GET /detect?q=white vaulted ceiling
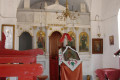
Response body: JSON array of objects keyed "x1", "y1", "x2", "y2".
[{"x1": 18, "y1": 0, "x2": 91, "y2": 12}]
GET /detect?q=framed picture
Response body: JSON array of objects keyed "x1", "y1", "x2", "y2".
[
  {"x1": 2, "y1": 24, "x2": 15, "y2": 49},
  {"x1": 92, "y1": 39, "x2": 103, "y2": 54},
  {"x1": 79, "y1": 32, "x2": 89, "y2": 52},
  {"x1": 109, "y1": 35, "x2": 114, "y2": 45}
]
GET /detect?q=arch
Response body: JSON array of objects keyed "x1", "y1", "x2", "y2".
[
  {"x1": 49, "y1": 30, "x2": 63, "y2": 37},
  {"x1": 19, "y1": 30, "x2": 33, "y2": 37},
  {"x1": 49, "y1": 31, "x2": 62, "y2": 80},
  {"x1": 19, "y1": 32, "x2": 32, "y2": 50}
]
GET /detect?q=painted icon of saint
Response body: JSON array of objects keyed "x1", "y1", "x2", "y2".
[{"x1": 79, "y1": 32, "x2": 89, "y2": 52}]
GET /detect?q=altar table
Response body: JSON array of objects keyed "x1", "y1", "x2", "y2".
[
  {"x1": 95, "y1": 68, "x2": 120, "y2": 80},
  {"x1": 60, "y1": 62, "x2": 82, "y2": 80}
]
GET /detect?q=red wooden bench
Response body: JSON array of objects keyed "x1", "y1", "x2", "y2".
[{"x1": 0, "y1": 32, "x2": 44, "y2": 80}]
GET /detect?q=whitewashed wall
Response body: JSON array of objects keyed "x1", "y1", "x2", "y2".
[
  {"x1": 90, "y1": 0, "x2": 103, "y2": 80},
  {"x1": 102, "y1": 0, "x2": 120, "y2": 68},
  {"x1": 1, "y1": 0, "x2": 120, "y2": 80},
  {"x1": 0, "y1": 0, "x2": 20, "y2": 80}
]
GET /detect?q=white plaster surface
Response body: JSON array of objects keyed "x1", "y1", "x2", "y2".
[
  {"x1": 0, "y1": 0, "x2": 120, "y2": 80},
  {"x1": 102, "y1": 0, "x2": 120, "y2": 68}
]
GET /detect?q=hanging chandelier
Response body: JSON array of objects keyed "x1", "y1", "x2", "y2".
[{"x1": 56, "y1": 0, "x2": 80, "y2": 21}]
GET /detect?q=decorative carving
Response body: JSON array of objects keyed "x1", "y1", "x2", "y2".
[
  {"x1": 45, "y1": 26, "x2": 49, "y2": 30},
  {"x1": 48, "y1": 24, "x2": 65, "y2": 27},
  {"x1": 33, "y1": 26, "x2": 37, "y2": 30},
  {"x1": 20, "y1": 28, "x2": 22, "y2": 30},
  {"x1": 70, "y1": 27, "x2": 73, "y2": 31},
  {"x1": 64, "y1": 26, "x2": 68, "y2": 30},
  {"x1": 50, "y1": 28, "x2": 52, "y2": 30},
  {"x1": 30, "y1": 28, "x2": 32, "y2": 30},
  {"x1": 74, "y1": 27, "x2": 79, "y2": 31},
  {"x1": 61, "y1": 28, "x2": 64, "y2": 31}
]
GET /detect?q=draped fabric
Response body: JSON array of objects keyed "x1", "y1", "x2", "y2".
[
  {"x1": 59, "y1": 33, "x2": 72, "y2": 43},
  {"x1": 60, "y1": 62, "x2": 83, "y2": 80},
  {"x1": 95, "y1": 68, "x2": 120, "y2": 80}
]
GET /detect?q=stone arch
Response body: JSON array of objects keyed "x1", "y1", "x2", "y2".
[
  {"x1": 49, "y1": 30, "x2": 63, "y2": 37},
  {"x1": 19, "y1": 30, "x2": 33, "y2": 37}
]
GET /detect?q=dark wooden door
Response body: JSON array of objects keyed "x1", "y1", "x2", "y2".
[{"x1": 49, "y1": 31, "x2": 62, "y2": 80}]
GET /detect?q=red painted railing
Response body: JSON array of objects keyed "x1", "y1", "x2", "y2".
[{"x1": 0, "y1": 32, "x2": 44, "y2": 80}]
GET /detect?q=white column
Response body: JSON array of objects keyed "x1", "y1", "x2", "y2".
[
  {"x1": 46, "y1": 29, "x2": 49, "y2": 56},
  {"x1": 0, "y1": 0, "x2": 1, "y2": 16},
  {"x1": 76, "y1": 29, "x2": 79, "y2": 52},
  {"x1": 0, "y1": 17, "x2": 1, "y2": 41},
  {"x1": 0, "y1": 0, "x2": 1, "y2": 41},
  {"x1": 24, "y1": 0, "x2": 30, "y2": 9}
]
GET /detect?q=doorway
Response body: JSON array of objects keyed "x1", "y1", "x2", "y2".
[
  {"x1": 19, "y1": 32, "x2": 32, "y2": 50},
  {"x1": 49, "y1": 31, "x2": 62, "y2": 80}
]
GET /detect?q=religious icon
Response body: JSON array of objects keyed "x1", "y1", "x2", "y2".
[
  {"x1": 109, "y1": 35, "x2": 114, "y2": 45},
  {"x1": 64, "y1": 47, "x2": 80, "y2": 61},
  {"x1": 2, "y1": 24, "x2": 15, "y2": 49},
  {"x1": 92, "y1": 39, "x2": 103, "y2": 54},
  {"x1": 36, "y1": 31, "x2": 45, "y2": 51},
  {"x1": 79, "y1": 32, "x2": 89, "y2": 52},
  {"x1": 68, "y1": 31, "x2": 76, "y2": 48}
]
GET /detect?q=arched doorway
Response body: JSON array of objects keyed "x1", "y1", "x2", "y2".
[
  {"x1": 49, "y1": 31, "x2": 62, "y2": 80},
  {"x1": 19, "y1": 32, "x2": 32, "y2": 50}
]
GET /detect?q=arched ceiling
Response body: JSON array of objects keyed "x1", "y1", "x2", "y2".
[{"x1": 18, "y1": 0, "x2": 91, "y2": 12}]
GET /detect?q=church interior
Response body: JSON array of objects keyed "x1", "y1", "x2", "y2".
[{"x1": 0, "y1": 0, "x2": 120, "y2": 80}]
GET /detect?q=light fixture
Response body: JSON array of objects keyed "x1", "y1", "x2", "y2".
[
  {"x1": 95, "y1": 15, "x2": 101, "y2": 37},
  {"x1": 56, "y1": 0, "x2": 80, "y2": 21}
]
